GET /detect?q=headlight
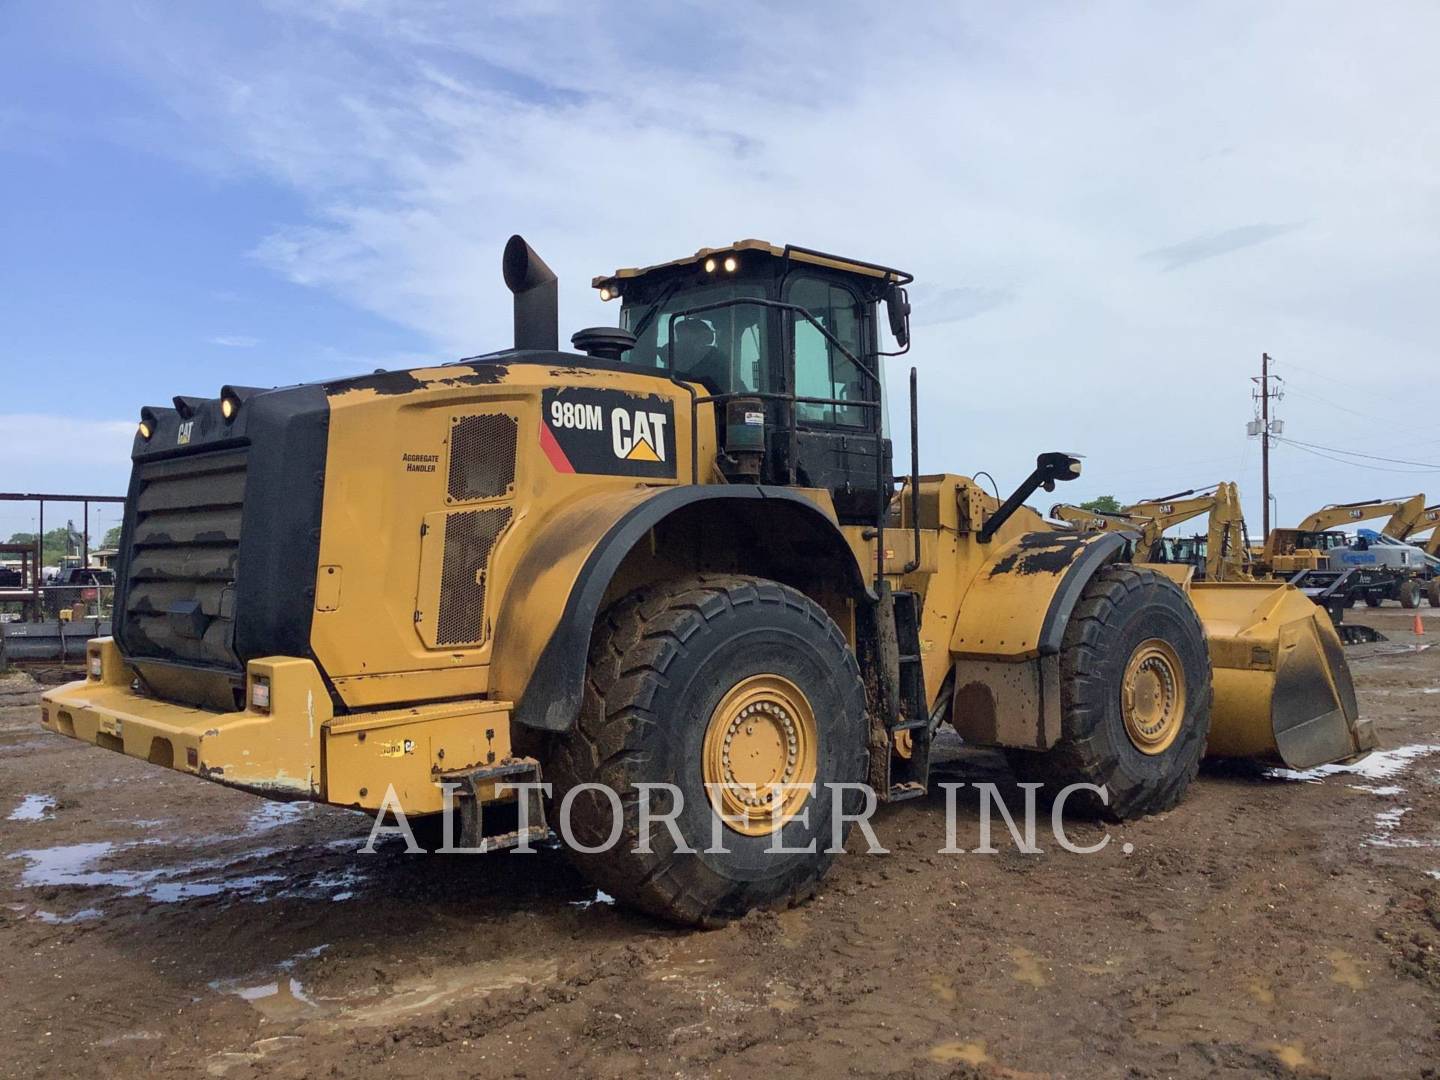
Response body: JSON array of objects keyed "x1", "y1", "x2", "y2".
[
  {"x1": 250, "y1": 676, "x2": 271, "y2": 712},
  {"x1": 88, "y1": 654, "x2": 103, "y2": 679},
  {"x1": 138, "y1": 407, "x2": 160, "y2": 440}
]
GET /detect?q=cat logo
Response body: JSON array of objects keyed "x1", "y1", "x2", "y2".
[
  {"x1": 611, "y1": 408, "x2": 668, "y2": 463},
  {"x1": 177, "y1": 421, "x2": 194, "y2": 445},
  {"x1": 540, "y1": 388, "x2": 676, "y2": 479},
  {"x1": 1348, "y1": 509, "x2": 1364, "y2": 519},
  {"x1": 1158, "y1": 503, "x2": 1175, "y2": 515}
]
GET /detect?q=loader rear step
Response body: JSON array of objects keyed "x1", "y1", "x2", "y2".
[{"x1": 436, "y1": 757, "x2": 549, "y2": 852}]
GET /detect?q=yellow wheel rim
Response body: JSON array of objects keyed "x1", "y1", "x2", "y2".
[
  {"x1": 702, "y1": 674, "x2": 818, "y2": 837},
  {"x1": 1120, "y1": 638, "x2": 1185, "y2": 755}
]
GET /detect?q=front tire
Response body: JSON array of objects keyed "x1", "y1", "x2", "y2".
[
  {"x1": 545, "y1": 574, "x2": 869, "y2": 927},
  {"x1": 1399, "y1": 580, "x2": 1422, "y2": 609},
  {"x1": 1008, "y1": 566, "x2": 1213, "y2": 821}
]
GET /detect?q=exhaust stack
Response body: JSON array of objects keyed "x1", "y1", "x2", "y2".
[{"x1": 503, "y1": 234, "x2": 559, "y2": 351}]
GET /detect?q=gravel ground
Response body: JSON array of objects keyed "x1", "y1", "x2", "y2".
[{"x1": 2, "y1": 606, "x2": 1437, "y2": 1078}]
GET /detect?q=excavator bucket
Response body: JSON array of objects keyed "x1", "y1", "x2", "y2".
[{"x1": 1188, "y1": 581, "x2": 1377, "y2": 769}]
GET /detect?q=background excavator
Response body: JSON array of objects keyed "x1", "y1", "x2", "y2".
[
  {"x1": 1263, "y1": 495, "x2": 1439, "y2": 617},
  {"x1": 1416, "y1": 505, "x2": 1440, "y2": 557},
  {"x1": 1050, "y1": 482, "x2": 1250, "y2": 582},
  {"x1": 39, "y1": 235, "x2": 1374, "y2": 926},
  {"x1": 1258, "y1": 495, "x2": 1427, "y2": 576}
]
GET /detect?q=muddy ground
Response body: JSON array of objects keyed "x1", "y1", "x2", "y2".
[{"x1": 2, "y1": 607, "x2": 1438, "y2": 1079}]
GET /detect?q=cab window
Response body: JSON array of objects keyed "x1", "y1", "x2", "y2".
[
  {"x1": 620, "y1": 283, "x2": 766, "y2": 394},
  {"x1": 784, "y1": 275, "x2": 868, "y2": 427}
]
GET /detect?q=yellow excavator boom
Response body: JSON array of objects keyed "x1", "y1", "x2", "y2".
[
  {"x1": 1123, "y1": 482, "x2": 1250, "y2": 582},
  {"x1": 1295, "y1": 494, "x2": 1426, "y2": 536},
  {"x1": 1406, "y1": 505, "x2": 1440, "y2": 549},
  {"x1": 1053, "y1": 482, "x2": 1252, "y2": 582}
]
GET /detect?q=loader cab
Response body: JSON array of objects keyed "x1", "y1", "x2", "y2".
[{"x1": 595, "y1": 241, "x2": 912, "y2": 524}]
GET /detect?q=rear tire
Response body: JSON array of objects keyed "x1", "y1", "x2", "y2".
[
  {"x1": 1007, "y1": 565, "x2": 1212, "y2": 822},
  {"x1": 1400, "y1": 581, "x2": 1422, "y2": 609},
  {"x1": 545, "y1": 574, "x2": 869, "y2": 927},
  {"x1": 1364, "y1": 594, "x2": 1382, "y2": 608},
  {"x1": 1428, "y1": 580, "x2": 1440, "y2": 608}
]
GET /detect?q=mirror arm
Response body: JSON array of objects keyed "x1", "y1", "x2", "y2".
[{"x1": 978, "y1": 452, "x2": 1082, "y2": 544}]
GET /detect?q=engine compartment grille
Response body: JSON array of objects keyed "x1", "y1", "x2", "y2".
[
  {"x1": 447, "y1": 413, "x2": 518, "y2": 502},
  {"x1": 435, "y1": 506, "x2": 513, "y2": 647}
]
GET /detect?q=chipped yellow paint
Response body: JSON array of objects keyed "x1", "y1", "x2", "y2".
[
  {"x1": 1268, "y1": 1042, "x2": 1313, "y2": 1070},
  {"x1": 928, "y1": 1040, "x2": 990, "y2": 1066},
  {"x1": 1328, "y1": 949, "x2": 1366, "y2": 991},
  {"x1": 1010, "y1": 946, "x2": 1049, "y2": 988}
]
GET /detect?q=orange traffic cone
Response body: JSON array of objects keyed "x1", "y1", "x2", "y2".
[{"x1": 1414, "y1": 613, "x2": 1425, "y2": 636}]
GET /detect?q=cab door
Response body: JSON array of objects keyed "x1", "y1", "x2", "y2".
[{"x1": 781, "y1": 272, "x2": 890, "y2": 524}]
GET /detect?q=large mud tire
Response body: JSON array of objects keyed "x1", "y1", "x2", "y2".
[
  {"x1": 1007, "y1": 566, "x2": 1213, "y2": 822},
  {"x1": 1428, "y1": 580, "x2": 1440, "y2": 608},
  {"x1": 1399, "y1": 580, "x2": 1422, "y2": 609},
  {"x1": 545, "y1": 574, "x2": 868, "y2": 928}
]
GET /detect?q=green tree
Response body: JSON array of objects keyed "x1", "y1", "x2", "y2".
[
  {"x1": 6, "y1": 524, "x2": 91, "y2": 567},
  {"x1": 1080, "y1": 495, "x2": 1123, "y2": 514},
  {"x1": 101, "y1": 525, "x2": 123, "y2": 548}
]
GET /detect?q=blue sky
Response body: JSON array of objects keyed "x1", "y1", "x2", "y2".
[{"x1": 4, "y1": 2, "x2": 1440, "y2": 543}]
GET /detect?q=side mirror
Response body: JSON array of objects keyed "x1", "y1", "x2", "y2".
[
  {"x1": 1035, "y1": 452, "x2": 1083, "y2": 492},
  {"x1": 885, "y1": 283, "x2": 911, "y2": 348}
]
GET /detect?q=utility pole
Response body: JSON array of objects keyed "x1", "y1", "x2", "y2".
[{"x1": 1249, "y1": 353, "x2": 1284, "y2": 537}]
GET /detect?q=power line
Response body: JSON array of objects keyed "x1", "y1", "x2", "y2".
[
  {"x1": 1274, "y1": 436, "x2": 1440, "y2": 470},
  {"x1": 1274, "y1": 439, "x2": 1440, "y2": 474},
  {"x1": 1282, "y1": 383, "x2": 1440, "y2": 448}
]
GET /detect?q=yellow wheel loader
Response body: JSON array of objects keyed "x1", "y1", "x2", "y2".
[
  {"x1": 41, "y1": 237, "x2": 1373, "y2": 926},
  {"x1": 1051, "y1": 482, "x2": 1251, "y2": 582}
]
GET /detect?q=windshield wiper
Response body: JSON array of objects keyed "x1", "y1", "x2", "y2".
[{"x1": 629, "y1": 279, "x2": 682, "y2": 343}]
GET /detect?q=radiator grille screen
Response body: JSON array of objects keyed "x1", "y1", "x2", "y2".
[
  {"x1": 447, "y1": 413, "x2": 517, "y2": 502},
  {"x1": 121, "y1": 448, "x2": 247, "y2": 670},
  {"x1": 435, "y1": 506, "x2": 513, "y2": 646}
]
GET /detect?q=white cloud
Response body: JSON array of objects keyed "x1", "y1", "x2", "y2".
[
  {"x1": 208, "y1": 334, "x2": 259, "y2": 347},
  {"x1": 84, "y1": 1, "x2": 1440, "y2": 526}
]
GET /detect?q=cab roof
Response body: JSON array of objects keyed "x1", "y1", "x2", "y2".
[{"x1": 592, "y1": 240, "x2": 912, "y2": 292}]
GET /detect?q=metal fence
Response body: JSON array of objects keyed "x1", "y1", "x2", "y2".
[{"x1": 0, "y1": 586, "x2": 116, "y2": 665}]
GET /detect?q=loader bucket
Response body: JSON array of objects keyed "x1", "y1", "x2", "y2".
[{"x1": 1188, "y1": 581, "x2": 1376, "y2": 769}]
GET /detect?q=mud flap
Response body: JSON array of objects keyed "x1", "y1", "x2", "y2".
[{"x1": 1192, "y1": 582, "x2": 1376, "y2": 769}]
